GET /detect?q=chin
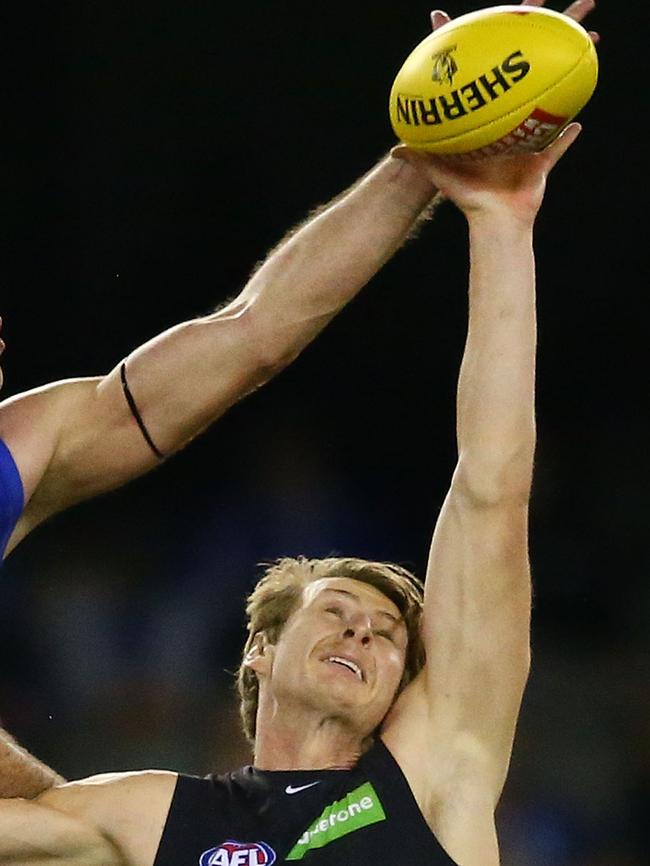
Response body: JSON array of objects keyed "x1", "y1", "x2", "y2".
[{"x1": 321, "y1": 697, "x2": 386, "y2": 738}]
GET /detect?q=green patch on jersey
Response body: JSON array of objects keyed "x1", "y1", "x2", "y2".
[{"x1": 286, "y1": 781, "x2": 386, "y2": 860}]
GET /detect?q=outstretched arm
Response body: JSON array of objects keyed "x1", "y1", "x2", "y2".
[
  {"x1": 380, "y1": 4, "x2": 597, "y2": 862},
  {"x1": 382, "y1": 123, "x2": 584, "y2": 866},
  {"x1": 1, "y1": 155, "x2": 439, "y2": 554}
]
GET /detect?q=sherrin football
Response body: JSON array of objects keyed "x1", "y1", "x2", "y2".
[{"x1": 389, "y1": 5, "x2": 598, "y2": 157}]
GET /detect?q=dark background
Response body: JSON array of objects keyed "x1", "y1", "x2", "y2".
[{"x1": 1, "y1": 2, "x2": 647, "y2": 864}]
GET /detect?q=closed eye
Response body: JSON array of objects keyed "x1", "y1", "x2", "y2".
[
  {"x1": 374, "y1": 629, "x2": 394, "y2": 641},
  {"x1": 325, "y1": 606, "x2": 344, "y2": 617}
]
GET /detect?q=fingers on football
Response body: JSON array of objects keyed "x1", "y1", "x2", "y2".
[
  {"x1": 562, "y1": 0, "x2": 596, "y2": 22},
  {"x1": 545, "y1": 122, "x2": 582, "y2": 169},
  {"x1": 430, "y1": 10, "x2": 452, "y2": 30},
  {"x1": 521, "y1": 0, "x2": 596, "y2": 21}
]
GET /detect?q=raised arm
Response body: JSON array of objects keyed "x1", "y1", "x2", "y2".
[
  {"x1": 381, "y1": 124, "x2": 584, "y2": 866},
  {"x1": 0, "y1": 155, "x2": 439, "y2": 555}
]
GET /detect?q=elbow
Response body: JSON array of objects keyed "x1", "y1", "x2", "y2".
[
  {"x1": 453, "y1": 450, "x2": 534, "y2": 508},
  {"x1": 209, "y1": 298, "x2": 299, "y2": 386},
  {"x1": 231, "y1": 297, "x2": 306, "y2": 379}
]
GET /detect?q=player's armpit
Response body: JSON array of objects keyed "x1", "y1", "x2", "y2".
[{"x1": 0, "y1": 797, "x2": 124, "y2": 865}]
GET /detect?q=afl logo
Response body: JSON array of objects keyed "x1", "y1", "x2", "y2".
[
  {"x1": 199, "y1": 841, "x2": 277, "y2": 866},
  {"x1": 431, "y1": 46, "x2": 458, "y2": 85}
]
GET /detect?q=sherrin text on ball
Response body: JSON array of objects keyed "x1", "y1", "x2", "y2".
[{"x1": 389, "y1": 4, "x2": 598, "y2": 157}]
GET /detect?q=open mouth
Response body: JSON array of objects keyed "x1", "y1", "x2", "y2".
[{"x1": 325, "y1": 656, "x2": 364, "y2": 682}]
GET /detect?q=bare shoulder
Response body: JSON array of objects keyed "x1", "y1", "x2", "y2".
[
  {"x1": 39, "y1": 770, "x2": 178, "y2": 866},
  {"x1": 41, "y1": 768, "x2": 179, "y2": 800},
  {"x1": 0, "y1": 797, "x2": 124, "y2": 866}
]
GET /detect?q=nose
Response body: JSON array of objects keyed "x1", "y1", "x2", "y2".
[{"x1": 342, "y1": 613, "x2": 373, "y2": 646}]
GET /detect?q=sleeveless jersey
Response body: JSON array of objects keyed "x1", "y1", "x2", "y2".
[
  {"x1": 0, "y1": 440, "x2": 23, "y2": 558},
  {"x1": 153, "y1": 738, "x2": 459, "y2": 866}
]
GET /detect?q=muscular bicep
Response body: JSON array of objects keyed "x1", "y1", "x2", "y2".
[
  {"x1": 2, "y1": 312, "x2": 275, "y2": 551},
  {"x1": 0, "y1": 374, "x2": 160, "y2": 549},
  {"x1": 423, "y1": 482, "x2": 531, "y2": 784},
  {"x1": 385, "y1": 479, "x2": 531, "y2": 810},
  {"x1": 0, "y1": 798, "x2": 123, "y2": 866}
]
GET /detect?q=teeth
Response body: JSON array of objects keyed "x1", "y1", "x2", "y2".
[{"x1": 328, "y1": 656, "x2": 362, "y2": 680}]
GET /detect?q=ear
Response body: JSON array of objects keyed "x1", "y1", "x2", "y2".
[{"x1": 242, "y1": 632, "x2": 271, "y2": 675}]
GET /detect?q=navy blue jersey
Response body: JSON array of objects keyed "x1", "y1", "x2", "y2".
[
  {"x1": 0, "y1": 440, "x2": 23, "y2": 558},
  {"x1": 154, "y1": 738, "x2": 458, "y2": 866}
]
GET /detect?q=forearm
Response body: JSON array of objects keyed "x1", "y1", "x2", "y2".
[
  {"x1": 0, "y1": 728, "x2": 64, "y2": 799},
  {"x1": 237, "y1": 154, "x2": 440, "y2": 362},
  {"x1": 121, "y1": 154, "x2": 439, "y2": 452},
  {"x1": 455, "y1": 211, "x2": 537, "y2": 500}
]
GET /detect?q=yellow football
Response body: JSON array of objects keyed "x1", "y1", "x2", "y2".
[{"x1": 389, "y1": 4, "x2": 598, "y2": 157}]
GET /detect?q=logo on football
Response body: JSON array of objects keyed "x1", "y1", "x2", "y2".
[{"x1": 431, "y1": 47, "x2": 458, "y2": 85}]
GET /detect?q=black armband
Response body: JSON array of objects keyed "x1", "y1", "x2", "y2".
[{"x1": 120, "y1": 360, "x2": 165, "y2": 460}]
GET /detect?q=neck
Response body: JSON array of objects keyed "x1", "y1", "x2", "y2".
[{"x1": 252, "y1": 699, "x2": 372, "y2": 771}]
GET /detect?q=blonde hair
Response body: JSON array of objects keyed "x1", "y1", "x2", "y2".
[{"x1": 236, "y1": 556, "x2": 425, "y2": 745}]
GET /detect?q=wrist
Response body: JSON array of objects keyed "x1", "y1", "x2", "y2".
[
  {"x1": 465, "y1": 206, "x2": 536, "y2": 235},
  {"x1": 384, "y1": 151, "x2": 441, "y2": 210}
]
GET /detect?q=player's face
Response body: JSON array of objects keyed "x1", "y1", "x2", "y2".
[{"x1": 265, "y1": 577, "x2": 409, "y2": 735}]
